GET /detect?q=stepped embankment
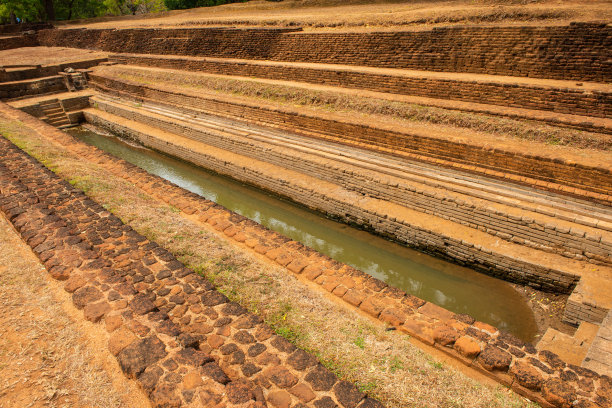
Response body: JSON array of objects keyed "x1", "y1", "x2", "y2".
[
  {"x1": 2, "y1": 15, "x2": 612, "y2": 406},
  {"x1": 90, "y1": 70, "x2": 612, "y2": 204}
]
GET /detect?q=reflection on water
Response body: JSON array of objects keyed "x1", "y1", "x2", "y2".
[{"x1": 69, "y1": 126, "x2": 538, "y2": 342}]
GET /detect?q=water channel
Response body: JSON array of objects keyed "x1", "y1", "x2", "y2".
[{"x1": 69, "y1": 126, "x2": 538, "y2": 342}]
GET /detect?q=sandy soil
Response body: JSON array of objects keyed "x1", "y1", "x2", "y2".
[
  {"x1": 54, "y1": 0, "x2": 612, "y2": 31},
  {"x1": 0, "y1": 212, "x2": 149, "y2": 408},
  {"x1": 0, "y1": 47, "x2": 107, "y2": 67}
]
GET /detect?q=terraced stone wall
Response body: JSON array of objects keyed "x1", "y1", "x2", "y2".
[
  {"x1": 0, "y1": 76, "x2": 66, "y2": 100},
  {"x1": 0, "y1": 23, "x2": 52, "y2": 34},
  {"x1": 0, "y1": 99, "x2": 612, "y2": 408},
  {"x1": 38, "y1": 24, "x2": 612, "y2": 82},
  {"x1": 90, "y1": 96, "x2": 612, "y2": 269},
  {"x1": 2, "y1": 108, "x2": 608, "y2": 407},
  {"x1": 111, "y1": 54, "x2": 612, "y2": 119},
  {"x1": 18, "y1": 94, "x2": 91, "y2": 118},
  {"x1": 85, "y1": 108, "x2": 583, "y2": 296},
  {"x1": 90, "y1": 75, "x2": 612, "y2": 204}
]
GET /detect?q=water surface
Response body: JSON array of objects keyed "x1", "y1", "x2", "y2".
[{"x1": 69, "y1": 126, "x2": 538, "y2": 342}]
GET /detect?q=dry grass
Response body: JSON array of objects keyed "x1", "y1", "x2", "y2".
[
  {"x1": 0, "y1": 215, "x2": 129, "y2": 408},
  {"x1": 0, "y1": 114, "x2": 539, "y2": 407},
  {"x1": 102, "y1": 66, "x2": 612, "y2": 150},
  {"x1": 57, "y1": 0, "x2": 611, "y2": 30}
]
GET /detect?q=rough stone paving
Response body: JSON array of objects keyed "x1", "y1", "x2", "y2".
[{"x1": 0, "y1": 136, "x2": 383, "y2": 408}]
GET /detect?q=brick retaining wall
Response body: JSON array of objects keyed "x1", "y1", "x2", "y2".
[
  {"x1": 90, "y1": 74, "x2": 612, "y2": 203},
  {"x1": 85, "y1": 109, "x2": 582, "y2": 295},
  {"x1": 37, "y1": 24, "x2": 612, "y2": 82},
  {"x1": 0, "y1": 23, "x2": 52, "y2": 34},
  {"x1": 110, "y1": 54, "x2": 612, "y2": 119},
  {"x1": 92, "y1": 96, "x2": 612, "y2": 267},
  {"x1": 0, "y1": 75, "x2": 66, "y2": 100},
  {"x1": 0, "y1": 33, "x2": 38, "y2": 51},
  {"x1": 0, "y1": 58, "x2": 107, "y2": 82}
]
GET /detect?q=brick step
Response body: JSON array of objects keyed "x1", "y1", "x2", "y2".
[
  {"x1": 583, "y1": 310, "x2": 612, "y2": 376},
  {"x1": 46, "y1": 120, "x2": 71, "y2": 127},
  {"x1": 45, "y1": 117, "x2": 70, "y2": 123},
  {"x1": 537, "y1": 322, "x2": 600, "y2": 367},
  {"x1": 45, "y1": 111, "x2": 66, "y2": 119},
  {"x1": 91, "y1": 95, "x2": 612, "y2": 267},
  {"x1": 88, "y1": 74, "x2": 612, "y2": 204},
  {"x1": 109, "y1": 53, "x2": 612, "y2": 120},
  {"x1": 38, "y1": 101, "x2": 61, "y2": 109}
]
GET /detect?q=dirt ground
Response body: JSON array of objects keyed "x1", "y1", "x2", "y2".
[
  {"x1": 0, "y1": 213, "x2": 149, "y2": 408},
  {"x1": 0, "y1": 47, "x2": 107, "y2": 67},
  {"x1": 55, "y1": 0, "x2": 612, "y2": 31},
  {"x1": 511, "y1": 284, "x2": 574, "y2": 338}
]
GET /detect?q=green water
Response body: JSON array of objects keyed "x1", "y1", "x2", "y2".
[{"x1": 69, "y1": 126, "x2": 538, "y2": 342}]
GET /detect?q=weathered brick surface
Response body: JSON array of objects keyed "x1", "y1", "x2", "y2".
[
  {"x1": 0, "y1": 33, "x2": 38, "y2": 51},
  {"x1": 0, "y1": 23, "x2": 51, "y2": 35},
  {"x1": 0, "y1": 76, "x2": 66, "y2": 100},
  {"x1": 83, "y1": 103, "x2": 600, "y2": 298},
  {"x1": 90, "y1": 74, "x2": 612, "y2": 203},
  {"x1": 109, "y1": 53, "x2": 612, "y2": 119},
  {"x1": 36, "y1": 24, "x2": 612, "y2": 82},
  {"x1": 90, "y1": 94, "x2": 612, "y2": 268},
  {"x1": 0, "y1": 136, "x2": 375, "y2": 408},
  {"x1": 0, "y1": 58, "x2": 107, "y2": 84}
]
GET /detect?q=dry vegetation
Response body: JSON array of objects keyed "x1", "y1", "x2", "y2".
[
  {"x1": 0, "y1": 115, "x2": 539, "y2": 407},
  {"x1": 102, "y1": 65, "x2": 612, "y2": 150},
  {"x1": 57, "y1": 0, "x2": 612, "y2": 30},
  {"x1": 0, "y1": 215, "x2": 145, "y2": 408}
]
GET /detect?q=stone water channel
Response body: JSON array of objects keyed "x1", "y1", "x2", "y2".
[{"x1": 69, "y1": 126, "x2": 538, "y2": 342}]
